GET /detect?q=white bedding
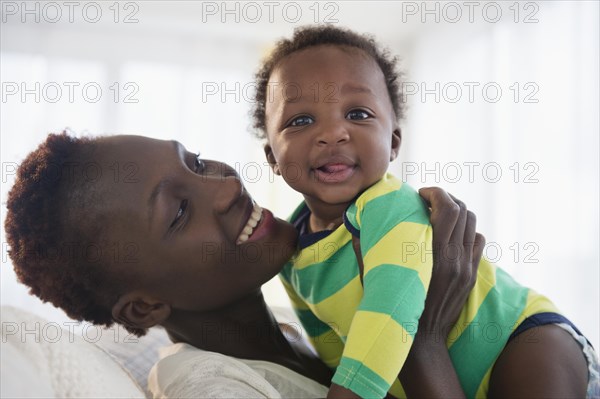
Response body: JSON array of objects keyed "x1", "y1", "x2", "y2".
[
  {"x1": 1, "y1": 306, "x2": 144, "y2": 398},
  {"x1": 1, "y1": 305, "x2": 326, "y2": 398}
]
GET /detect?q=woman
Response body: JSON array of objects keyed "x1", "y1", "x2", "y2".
[{"x1": 5, "y1": 133, "x2": 594, "y2": 397}]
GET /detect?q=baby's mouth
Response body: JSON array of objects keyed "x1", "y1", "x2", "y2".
[
  {"x1": 314, "y1": 163, "x2": 356, "y2": 183},
  {"x1": 318, "y1": 164, "x2": 351, "y2": 173},
  {"x1": 236, "y1": 202, "x2": 263, "y2": 244}
]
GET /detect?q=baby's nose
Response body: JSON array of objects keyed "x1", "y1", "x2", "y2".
[{"x1": 316, "y1": 123, "x2": 350, "y2": 145}]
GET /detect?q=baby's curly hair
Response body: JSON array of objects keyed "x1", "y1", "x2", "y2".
[
  {"x1": 4, "y1": 132, "x2": 142, "y2": 336},
  {"x1": 251, "y1": 24, "x2": 405, "y2": 139}
]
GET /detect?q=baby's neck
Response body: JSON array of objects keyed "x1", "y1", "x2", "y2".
[{"x1": 305, "y1": 199, "x2": 350, "y2": 233}]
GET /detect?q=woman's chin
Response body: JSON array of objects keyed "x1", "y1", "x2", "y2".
[
  {"x1": 274, "y1": 215, "x2": 299, "y2": 258},
  {"x1": 257, "y1": 215, "x2": 298, "y2": 275}
]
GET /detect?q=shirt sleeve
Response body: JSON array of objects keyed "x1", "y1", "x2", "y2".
[
  {"x1": 333, "y1": 179, "x2": 434, "y2": 398},
  {"x1": 279, "y1": 274, "x2": 344, "y2": 371}
]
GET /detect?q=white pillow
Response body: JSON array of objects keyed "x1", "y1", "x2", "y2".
[
  {"x1": 0, "y1": 306, "x2": 145, "y2": 398},
  {"x1": 95, "y1": 324, "x2": 171, "y2": 396}
]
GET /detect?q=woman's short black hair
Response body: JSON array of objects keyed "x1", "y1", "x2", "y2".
[{"x1": 4, "y1": 132, "x2": 143, "y2": 336}]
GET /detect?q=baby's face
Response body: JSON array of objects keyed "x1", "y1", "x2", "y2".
[{"x1": 264, "y1": 45, "x2": 400, "y2": 209}]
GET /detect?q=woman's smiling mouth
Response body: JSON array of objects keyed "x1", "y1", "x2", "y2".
[{"x1": 236, "y1": 202, "x2": 263, "y2": 244}]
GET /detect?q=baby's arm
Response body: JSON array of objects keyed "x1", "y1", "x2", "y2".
[
  {"x1": 330, "y1": 181, "x2": 434, "y2": 398},
  {"x1": 279, "y1": 276, "x2": 344, "y2": 370}
]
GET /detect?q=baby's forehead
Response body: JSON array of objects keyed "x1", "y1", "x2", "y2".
[
  {"x1": 278, "y1": 44, "x2": 377, "y2": 68},
  {"x1": 273, "y1": 45, "x2": 383, "y2": 83}
]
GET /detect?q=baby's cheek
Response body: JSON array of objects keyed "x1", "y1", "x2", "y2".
[{"x1": 281, "y1": 166, "x2": 304, "y2": 187}]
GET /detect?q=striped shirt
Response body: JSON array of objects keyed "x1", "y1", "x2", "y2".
[{"x1": 279, "y1": 173, "x2": 560, "y2": 398}]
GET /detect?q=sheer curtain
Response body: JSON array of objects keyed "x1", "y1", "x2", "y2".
[
  {"x1": 399, "y1": 1, "x2": 599, "y2": 348},
  {"x1": 1, "y1": 1, "x2": 598, "y2": 348}
]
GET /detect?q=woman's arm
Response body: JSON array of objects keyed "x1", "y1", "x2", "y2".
[
  {"x1": 399, "y1": 187, "x2": 485, "y2": 398},
  {"x1": 402, "y1": 188, "x2": 590, "y2": 398}
]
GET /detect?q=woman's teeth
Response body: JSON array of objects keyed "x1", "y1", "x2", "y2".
[{"x1": 237, "y1": 203, "x2": 263, "y2": 244}]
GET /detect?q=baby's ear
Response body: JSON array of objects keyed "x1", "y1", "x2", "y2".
[
  {"x1": 111, "y1": 292, "x2": 171, "y2": 330},
  {"x1": 390, "y1": 127, "x2": 402, "y2": 161},
  {"x1": 263, "y1": 144, "x2": 281, "y2": 175}
]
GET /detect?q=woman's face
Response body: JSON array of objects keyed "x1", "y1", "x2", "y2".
[{"x1": 93, "y1": 135, "x2": 298, "y2": 311}]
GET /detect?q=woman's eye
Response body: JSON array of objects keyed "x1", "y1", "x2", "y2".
[
  {"x1": 194, "y1": 153, "x2": 205, "y2": 173},
  {"x1": 289, "y1": 115, "x2": 314, "y2": 127},
  {"x1": 170, "y1": 199, "x2": 188, "y2": 228},
  {"x1": 346, "y1": 110, "x2": 371, "y2": 120}
]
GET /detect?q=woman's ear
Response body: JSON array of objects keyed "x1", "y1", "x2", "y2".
[
  {"x1": 390, "y1": 127, "x2": 402, "y2": 161},
  {"x1": 263, "y1": 144, "x2": 281, "y2": 175},
  {"x1": 111, "y1": 293, "x2": 171, "y2": 330}
]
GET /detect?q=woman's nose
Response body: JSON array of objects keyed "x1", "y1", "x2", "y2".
[
  {"x1": 212, "y1": 176, "x2": 243, "y2": 214},
  {"x1": 201, "y1": 162, "x2": 243, "y2": 214}
]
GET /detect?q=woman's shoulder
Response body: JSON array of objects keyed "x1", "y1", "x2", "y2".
[{"x1": 148, "y1": 342, "x2": 328, "y2": 398}]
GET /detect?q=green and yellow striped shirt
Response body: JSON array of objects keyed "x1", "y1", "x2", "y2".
[{"x1": 280, "y1": 174, "x2": 559, "y2": 398}]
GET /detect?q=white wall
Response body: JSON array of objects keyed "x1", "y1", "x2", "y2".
[{"x1": 1, "y1": 1, "x2": 598, "y2": 349}]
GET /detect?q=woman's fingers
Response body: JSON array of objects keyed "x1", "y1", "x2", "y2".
[
  {"x1": 418, "y1": 187, "x2": 459, "y2": 244},
  {"x1": 473, "y1": 232, "x2": 486, "y2": 269},
  {"x1": 447, "y1": 193, "x2": 468, "y2": 248},
  {"x1": 417, "y1": 187, "x2": 488, "y2": 344},
  {"x1": 421, "y1": 186, "x2": 485, "y2": 276},
  {"x1": 463, "y1": 210, "x2": 477, "y2": 264}
]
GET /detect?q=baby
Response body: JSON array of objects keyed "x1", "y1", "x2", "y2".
[{"x1": 251, "y1": 25, "x2": 597, "y2": 398}]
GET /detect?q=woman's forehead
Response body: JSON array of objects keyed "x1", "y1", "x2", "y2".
[{"x1": 99, "y1": 135, "x2": 173, "y2": 151}]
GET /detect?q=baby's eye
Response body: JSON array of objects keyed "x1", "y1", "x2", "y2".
[
  {"x1": 346, "y1": 109, "x2": 371, "y2": 120},
  {"x1": 289, "y1": 115, "x2": 314, "y2": 127},
  {"x1": 194, "y1": 153, "x2": 205, "y2": 173}
]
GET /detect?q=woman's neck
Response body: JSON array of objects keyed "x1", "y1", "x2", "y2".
[{"x1": 162, "y1": 290, "x2": 332, "y2": 386}]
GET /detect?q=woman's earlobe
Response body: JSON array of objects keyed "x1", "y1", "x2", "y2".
[{"x1": 111, "y1": 293, "x2": 171, "y2": 330}]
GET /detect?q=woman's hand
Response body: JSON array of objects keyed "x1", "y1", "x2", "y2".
[
  {"x1": 416, "y1": 187, "x2": 485, "y2": 341},
  {"x1": 399, "y1": 187, "x2": 485, "y2": 398}
]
